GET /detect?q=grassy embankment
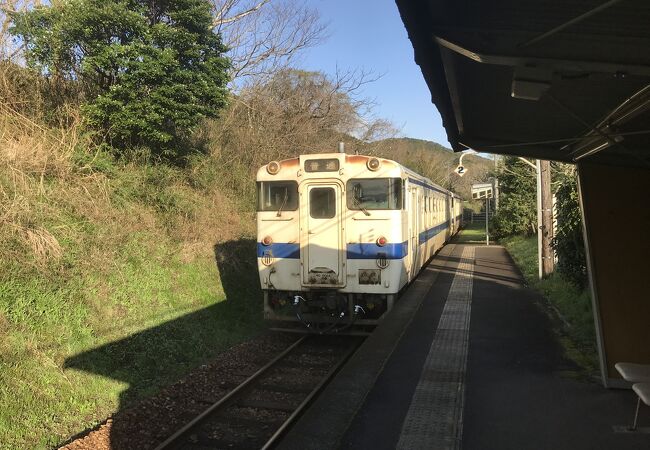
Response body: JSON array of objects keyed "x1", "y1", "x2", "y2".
[
  {"x1": 499, "y1": 235, "x2": 598, "y2": 372},
  {"x1": 0, "y1": 106, "x2": 264, "y2": 448}
]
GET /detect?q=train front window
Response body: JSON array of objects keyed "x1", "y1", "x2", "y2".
[
  {"x1": 257, "y1": 181, "x2": 298, "y2": 212},
  {"x1": 310, "y1": 187, "x2": 336, "y2": 219},
  {"x1": 346, "y1": 178, "x2": 403, "y2": 210}
]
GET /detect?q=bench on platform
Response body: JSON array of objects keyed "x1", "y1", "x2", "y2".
[
  {"x1": 631, "y1": 383, "x2": 650, "y2": 431},
  {"x1": 615, "y1": 362, "x2": 650, "y2": 431},
  {"x1": 615, "y1": 363, "x2": 650, "y2": 384}
]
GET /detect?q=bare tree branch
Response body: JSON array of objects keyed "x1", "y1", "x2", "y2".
[
  {"x1": 1, "y1": 0, "x2": 42, "y2": 60},
  {"x1": 203, "y1": 68, "x2": 394, "y2": 182},
  {"x1": 213, "y1": 0, "x2": 270, "y2": 26},
  {"x1": 210, "y1": 0, "x2": 327, "y2": 83}
]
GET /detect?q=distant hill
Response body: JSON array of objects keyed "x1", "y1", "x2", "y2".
[
  {"x1": 377, "y1": 137, "x2": 452, "y2": 155},
  {"x1": 364, "y1": 137, "x2": 494, "y2": 200}
]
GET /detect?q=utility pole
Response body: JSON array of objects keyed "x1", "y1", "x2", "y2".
[
  {"x1": 540, "y1": 160, "x2": 554, "y2": 277},
  {"x1": 485, "y1": 175, "x2": 499, "y2": 212},
  {"x1": 536, "y1": 160, "x2": 554, "y2": 278},
  {"x1": 485, "y1": 197, "x2": 490, "y2": 246}
]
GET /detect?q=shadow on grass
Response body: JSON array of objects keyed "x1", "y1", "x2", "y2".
[
  {"x1": 63, "y1": 238, "x2": 264, "y2": 449},
  {"x1": 214, "y1": 238, "x2": 259, "y2": 304}
]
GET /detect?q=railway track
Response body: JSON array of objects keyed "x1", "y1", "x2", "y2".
[{"x1": 154, "y1": 335, "x2": 363, "y2": 450}]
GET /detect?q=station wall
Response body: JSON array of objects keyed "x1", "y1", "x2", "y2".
[{"x1": 578, "y1": 162, "x2": 650, "y2": 386}]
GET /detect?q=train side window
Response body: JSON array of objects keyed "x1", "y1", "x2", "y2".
[
  {"x1": 346, "y1": 178, "x2": 403, "y2": 210},
  {"x1": 310, "y1": 187, "x2": 336, "y2": 219}
]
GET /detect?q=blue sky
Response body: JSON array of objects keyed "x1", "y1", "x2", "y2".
[{"x1": 298, "y1": 0, "x2": 449, "y2": 147}]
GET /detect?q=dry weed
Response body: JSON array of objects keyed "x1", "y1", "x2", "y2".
[
  {"x1": 176, "y1": 188, "x2": 252, "y2": 262},
  {"x1": 0, "y1": 101, "x2": 79, "y2": 178},
  {"x1": 0, "y1": 310, "x2": 9, "y2": 334},
  {"x1": 1, "y1": 222, "x2": 63, "y2": 261},
  {"x1": 0, "y1": 67, "x2": 100, "y2": 264},
  {"x1": 53, "y1": 172, "x2": 112, "y2": 222},
  {"x1": 23, "y1": 225, "x2": 63, "y2": 260},
  {"x1": 0, "y1": 180, "x2": 30, "y2": 222}
]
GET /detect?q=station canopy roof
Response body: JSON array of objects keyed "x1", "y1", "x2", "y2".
[{"x1": 395, "y1": 0, "x2": 650, "y2": 167}]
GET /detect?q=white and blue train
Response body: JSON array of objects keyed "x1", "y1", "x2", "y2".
[{"x1": 257, "y1": 152, "x2": 462, "y2": 328}]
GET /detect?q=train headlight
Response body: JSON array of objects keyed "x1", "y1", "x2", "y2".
[
  {"x1": 367, "y1": 158, "x2": 381, "y2": 171},
  {"x1": 267, "y1": 161, "x2": 280, "y2": 175},
  {"x1": 376, "y1": 236, "x2": 387, "y2": 247},
  {"x1": 262, "y1": 236, "x2": 273, "y2": 246}
]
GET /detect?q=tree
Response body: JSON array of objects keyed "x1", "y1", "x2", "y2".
[
  {"x1": 210, "y1": 68, "x2": 363, "y2": 169},
  {"x1": 1, "y1": 0, "x2": 43, "y2": 60},
  {"x1": 492, "y1": 156, "x2": 537, "y2": 238},
  {"x1": 552, "y1": 164, "x2": 587, "y2": 287},
  {"x1": 12, "y1": 0, "x2": 230, "y2": 156},
  {"x1": 200, "y1": 68, "x2": 393, "y2": 198},
  {"x1": 210, "y1": 0, "x2": 326, "y2": 82}
]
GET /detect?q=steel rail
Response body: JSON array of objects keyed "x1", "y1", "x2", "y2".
[
  {"x1": 260, "y1": 339, "x2": 361, "y2": 449},
  {"x1": 154, "y1": 335, "x2": 308, "y2": 450}
]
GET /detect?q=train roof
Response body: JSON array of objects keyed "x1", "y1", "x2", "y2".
[{"x1": 257, "y1": 153, "x2": 463, "y2": 200}]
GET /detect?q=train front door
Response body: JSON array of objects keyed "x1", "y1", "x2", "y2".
[{"x1": 302, "y1": 183, "x2": 344, "y2": 286}]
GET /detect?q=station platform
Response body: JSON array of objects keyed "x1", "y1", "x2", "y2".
[{"x1": 277, "y1": 242, "x2": 650, "y2": 450}]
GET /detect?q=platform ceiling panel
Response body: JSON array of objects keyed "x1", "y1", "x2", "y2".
[{"x1": 396, "y1": 0, "x2": 650, "y2": 167}]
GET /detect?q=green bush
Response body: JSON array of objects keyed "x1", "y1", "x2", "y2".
[
  {"x1": 492, "y1": 157, "x2": 537, "y2": 238},
  {"x1": 552, "y1": 166, "x2": 588, "y2": 288},
  {"x1": 12, "y1": 0, "x2": 230, "y2": 157}
]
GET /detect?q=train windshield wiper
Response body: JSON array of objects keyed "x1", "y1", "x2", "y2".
[
  {"x1": 276, "y1": 189, "x2": 289, "y2": 217},
  {"x1": 353, "y1": 187, "x2": 370, "y2": 216}
]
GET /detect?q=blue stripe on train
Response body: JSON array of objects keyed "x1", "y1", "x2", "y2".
[
  {"x1": 257, "y1": 220, "x2": 450, "y2": 260},
  {"x1": 418, "y1": 220, "x2": 450, "y2": 245},
  {"x1": 257, "y1": 242, "x2": 409, "y2": 260},
  {"x1": 346, "y1": 241, "x2": 409, "y2": 259},
  {"x1": 257, "y1": 242, "x2": 300, "y2": 259}
]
